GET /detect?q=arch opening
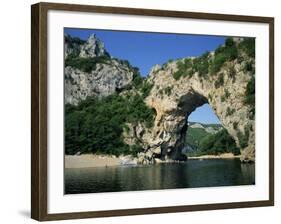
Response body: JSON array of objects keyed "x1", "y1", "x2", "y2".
[{"x1": 180, "y1": 103, "x2": 240, "y2": 159}]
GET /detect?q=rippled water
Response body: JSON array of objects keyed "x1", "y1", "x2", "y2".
[{"x1": 65, "y1": 159, "x2": 255, "y2": 194}]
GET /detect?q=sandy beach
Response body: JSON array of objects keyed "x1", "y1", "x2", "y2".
[
  {"x1": 188, "y1": 153, "x2": 240, "y2": 160},
  {"x1": 65, "y1": 153, "x2": 241, "y2": 168},
  {"x1": 65, "y1": 154, "x2": 122, "y2": 168}
]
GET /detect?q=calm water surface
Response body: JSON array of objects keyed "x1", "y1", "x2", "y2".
[{"x1": 65, "y1": 159, "x2": 255, "y2": 194}]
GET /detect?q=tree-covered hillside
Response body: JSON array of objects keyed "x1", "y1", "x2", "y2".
[
  {"x1": 185, "y1": 127, "x2": 212, "y2": 149},
  {"x1": 65, "y1": 76, "x2": 155, "y2": 156},
  {"x1": 185, "y1": 125, "x2": 240, "y2": 156}
]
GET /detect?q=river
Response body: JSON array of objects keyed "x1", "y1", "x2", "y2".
[{"x1": 65, "y1": 159, "x2": 255, "y2": 194}]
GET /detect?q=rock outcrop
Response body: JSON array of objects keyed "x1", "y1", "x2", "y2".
[
  {"x1": 65, "y1": 34, "x2": 109, "y2": 59},
  {"x1": 64, "y1": 34, "x2": 135, "y2": 105},
  {"x1": 65, "y1": 34, "x2": 255, "y2": 163},
  {"x1": 79, "y1": 34, "x2": 109, "y2": 58}
]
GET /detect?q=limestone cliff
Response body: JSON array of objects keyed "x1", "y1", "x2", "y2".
[
  {"x1": 65, "y1": 33, "x2": 109, "y2": 59},
  {"x1": 64, "y1": 34, "x2": 135, "y2": 105}
]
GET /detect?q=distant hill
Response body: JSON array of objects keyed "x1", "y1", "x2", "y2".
[
  {"x1": 184, "y1": 122, "x2": 239, "y2": 156},
  {"x1": 185, "y1": 122, "x2": 222, "y2": 151},
  {"x1": 188, "y1": 121, "x2": 222, "y2": 133}
]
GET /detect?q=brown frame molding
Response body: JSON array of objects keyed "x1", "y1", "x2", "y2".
[{"x1": 31, "y1": 2, "x2": 274, "y2": 221}]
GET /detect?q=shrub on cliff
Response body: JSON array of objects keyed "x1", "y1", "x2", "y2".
[
  {"x1": 210, "y1": 38, "x2": 238, "y2": 74},
  {"x1": 65, "y1": 55, "x2": 110, "y2": 73},
  {"x1": 172, "y1": 37, "x2": 244, "y2": 80},
  {"x1": 238, "y1": 38, "x2": 255, "y2": 58},
  {"x1": 244, "y1": 75, "x2": 255, "y2": 118},
  {"x1": 173, "y1": 58, "x2": 193, "y2": 80},
  {"x1": 193, "y1": 51, "x2": 210, "y2": 77}
]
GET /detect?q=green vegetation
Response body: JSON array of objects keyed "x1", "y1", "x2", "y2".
[
  {"x1": 65, "y1": 93, "x2": 155, "y2": 156},
  {"x1": 66, "y1": 36, "x2": 86, "y2": 45},
  {"x1": 131, "y1": 71, "x2": 143, "y2": 88},
  {"x1": 130, "y1": 144, "x2": 143, "y2": 157},
  {"x1": 215, "y1": 73, "x2": 224, "y2": 88},
  {"x1": 244, "y1": 76, "x2": 255, "y2": 115},
  {"x1": 186, "y1": 128, "x2": 240, "y2": 156},
  {"x1": 208, "y1": 93, "x2": 213, "y2": 102},
  {"x1": 238, "y1": 38, "x2": 255, "y2": 58},
  {"x1": 65, "y1": 56, "x2": 111, "y2": 73},
  {"x1": 116, "y1": 64, "x2": 153, "y2": 98},
  {"x1": 237, "y1": 130, "x2": 248, "y2": 148},
  {"x1": 185, "y1": 123, "x2": 239, "y2": 156},
  {"x1": 172, "y1": 51, "x2": 210, "y2": 80},
  {"x1": 65, "y1": 35, "x2": 86, "y2": 58},
  {"x1": 172, "y1": 71, "x2": 182, "y2": 80},
  {"x1": 239, "y1": 40, "x2": 255, "y2": 116},
  {"x1": 210, "y1": 54, "x2": 226, "y2": 74},
  {"x1": 193, "y1": 52, "x2": 210, "y2": 77},
  {"x1": 226, "y1": 107, "x2": 235, "y2": 116},
  {"x1": 236, "y1": 38, "x2": 255, "y2": 116},
  {"x1": 140, "y1": 80, "x2": 154, "y2": 98},
  {"x1": 224, "y1": 89, "x2": 230, "y2": 98},
  {"x1": 233, "y1": 122, "x2": 238, "y2": 130},
  {"x1": 170, "y1": 37, "x2": 255, "y2": 81},
  {"x1": 163, "y1": 86, "x2": 173, "y2": 96},
  {"x1": 168, "y1": 59, "x2": 173, "y2": 63},
  {"x1": 185, "y1": 127, "x2": 212, "y2": 149},
  {"x1": 221, "y1": 89, "x2": 231, "y2": 103},
  {"x1": 228, "y1": 65, "x2": 236, "y2": 82},
  {"x1": 210, "y1": 38, "x2": 238, "y2": 74},
  {"x1": 161, "y1": 62, "x2": 169, "y2": 70},
  {"x1": 64, "y1": 54, "x2": 155, "y2": 156},
  {"x1": 158, "y1": 86, "x2": 173, "y2": 97},
  {"x1": 173, "y1": 58, "x2": 193, "y2": 80},
  {"x1": 244, "y1": 61, "x2": 254, "y2": 73},
  {"x1": 237, "y1": 123, "x2": 252, "y2": 149},
  {"x1": 198, "y1": 129, "x2": 240, "y2": 155}
]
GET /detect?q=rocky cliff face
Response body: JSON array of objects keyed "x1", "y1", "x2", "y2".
[
  {"x1": 64, "y1": 34, "x2": 135, "y2": 105},
  {"x1": 65, "y1": 34, "x2": 255, "y2": 163},
  {"x1": 65, "y1": 34, "x2": 109, "y2": 59},
  {"x1": 123, "y1": 38, "x2": 255, "y2": 163},
  {"x1": 79, "y1": 34, "x2": 109, "y2": 58}
]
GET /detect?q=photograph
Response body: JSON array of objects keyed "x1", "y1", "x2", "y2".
[{"x1": 64, "y1": 28, "x2": 255, "y2": 194}]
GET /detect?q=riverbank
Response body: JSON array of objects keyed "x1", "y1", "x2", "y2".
[
  {"x1": 188, "y1": 153, "x2": 240, "y2": 160},
  {"x1": 65, "y1": 152, "x2": 241, "y2": 168},
  {"x1": 65, "y1": 154, "x2": 122, "y2": 168}
]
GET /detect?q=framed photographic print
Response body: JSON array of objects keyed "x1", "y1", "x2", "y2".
[{"x1": 31, "y1": 2, "x2": 274, "y2": 221}]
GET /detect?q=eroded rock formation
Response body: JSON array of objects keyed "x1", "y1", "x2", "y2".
[
  {"x1": 145, "y1": 61, "x2": 253, "y2": 162},
  {"x1": 123, "y1": 40, "x2": 255, "y2": 163},
  {"x1": 65, "y1": 34, "x2": 255, "y2": 163}
]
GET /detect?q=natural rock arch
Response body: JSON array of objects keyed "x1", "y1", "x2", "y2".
[{"x1": 124, "y1": 52, "x2": 255, "y2": 163}]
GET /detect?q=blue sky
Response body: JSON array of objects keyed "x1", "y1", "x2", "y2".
[
  {"x1": 65, "y1": 28, "x2": 224, "y2": 124},
  {"x1": 189, "y1": 104, "x2": 220, "y2": 124}
]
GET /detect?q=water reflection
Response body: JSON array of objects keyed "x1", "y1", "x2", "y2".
[{"x1": 65, "y1": 159, "x2": 255, "y2": 194}]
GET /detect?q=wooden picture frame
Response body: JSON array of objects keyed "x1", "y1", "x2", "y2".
[{"x1": 31, "y1": 2, "x2": 274, "y2": 221}]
